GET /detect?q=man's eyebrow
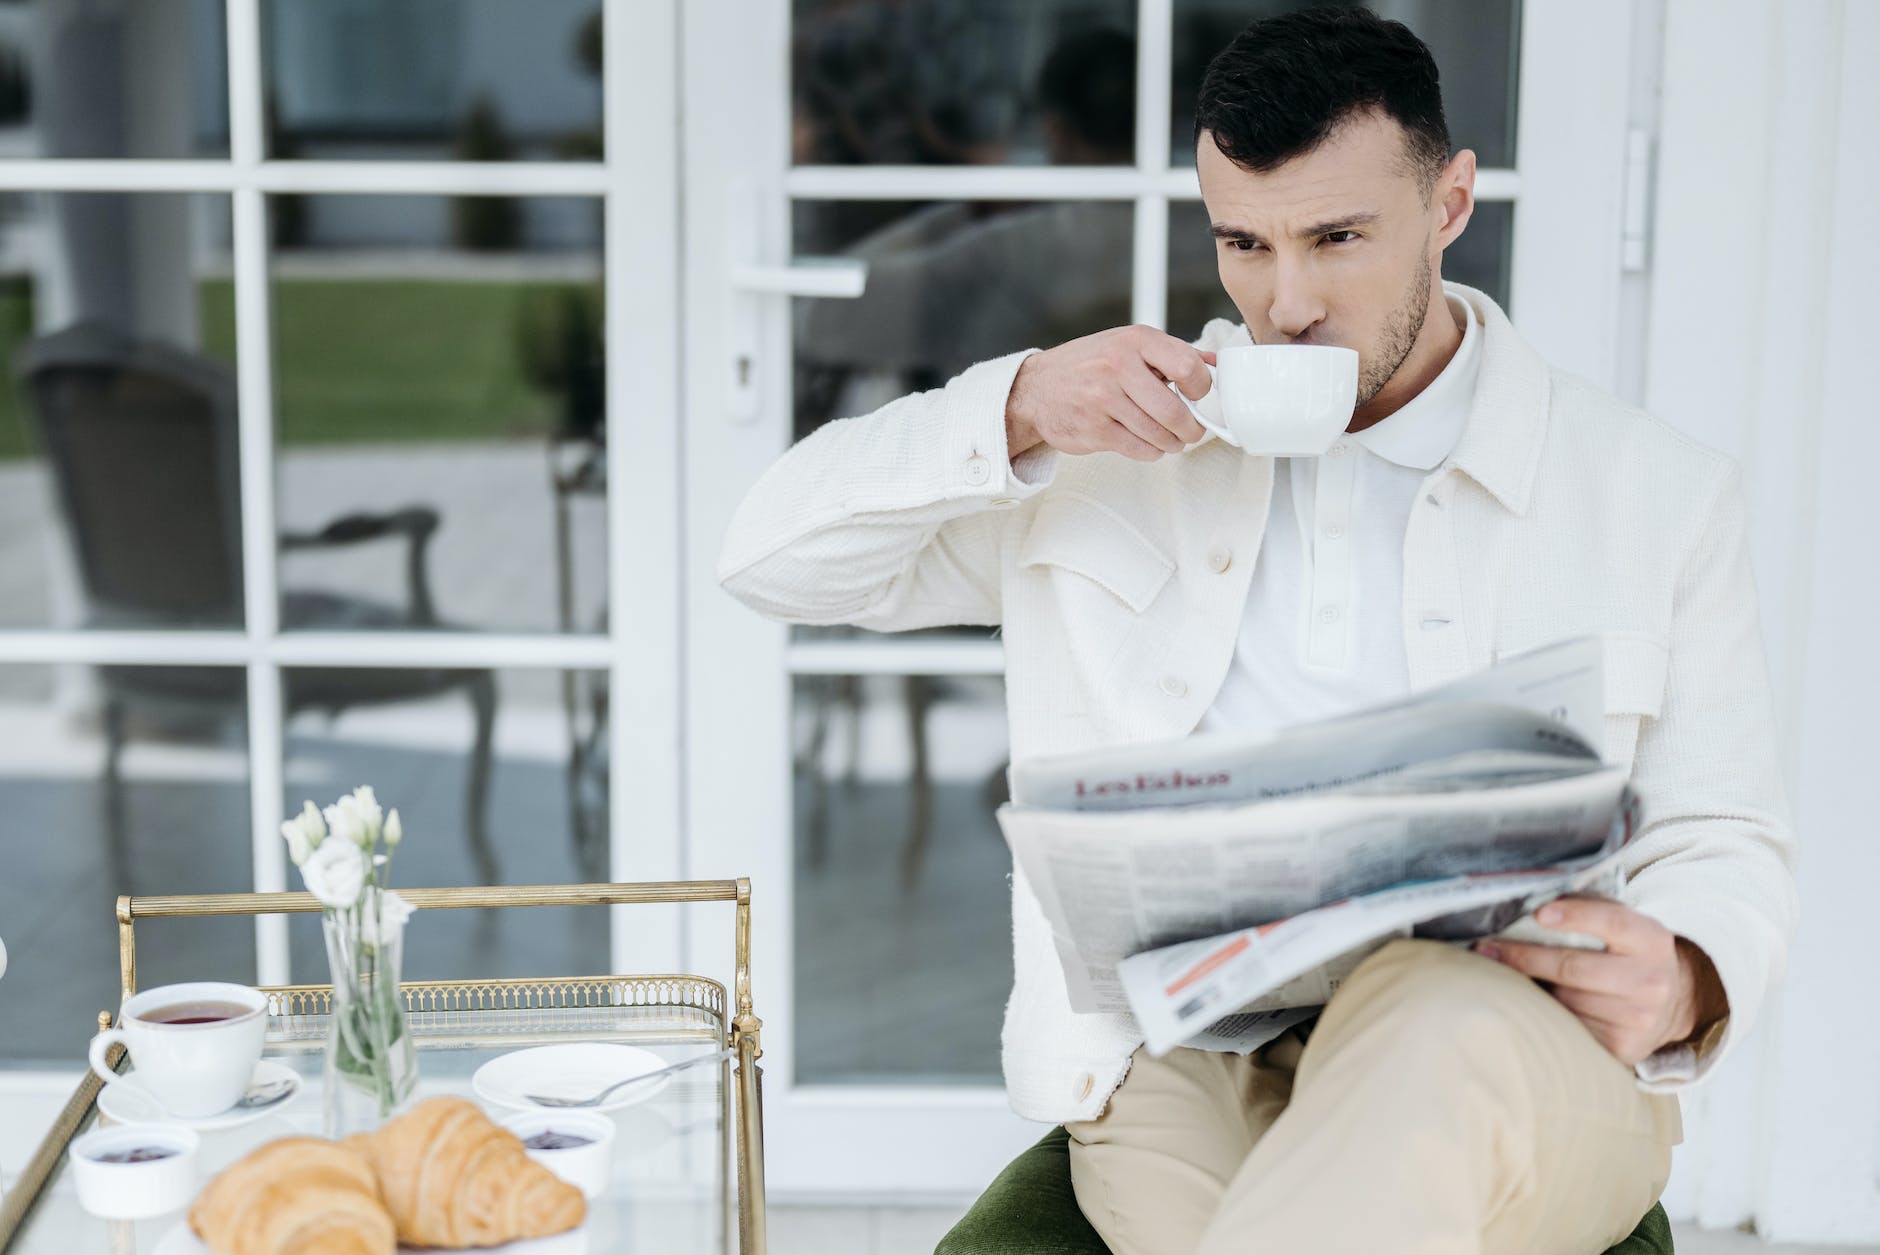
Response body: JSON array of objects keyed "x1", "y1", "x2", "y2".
[{"x1": 1209, "y1": 211, "x2": 1384, "y2": 244}]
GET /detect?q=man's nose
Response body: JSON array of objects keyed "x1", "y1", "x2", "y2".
[{"x1": 1266, "y1": 262, "x2": 1326, "y2": 341}]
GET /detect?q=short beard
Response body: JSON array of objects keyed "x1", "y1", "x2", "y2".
[{"x1": 1358, "y1": 256, "x2": 1432, "y2": 409}]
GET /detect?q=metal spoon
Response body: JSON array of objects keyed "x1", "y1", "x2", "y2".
[
  {"x1": 231, "y1": 1075, "x2": 298, "y2": 1110},
  {"x1": 522, "y1": 1048, "x2": 736, "y2": 1109}
]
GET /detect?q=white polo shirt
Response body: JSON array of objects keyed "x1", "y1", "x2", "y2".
[{"x1": 1200, "y1": 293, "x2": 1483, "y2": 735}]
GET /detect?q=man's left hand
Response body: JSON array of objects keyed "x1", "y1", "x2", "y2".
[{"x1": 1474, "y1": 898, "x2": 1725, "y2": 1066}]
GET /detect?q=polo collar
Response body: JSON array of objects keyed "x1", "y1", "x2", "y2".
[{"x1": 1349, "y1": 291, "x2": 1479, "y2": 471}]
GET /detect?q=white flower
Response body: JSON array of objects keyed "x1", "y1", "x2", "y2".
[
  {"x1": 361, "y1": 890, "x2": 415, "y2": 948},
  {"x1": 349, "y1": 786, "x2": 383, "y2": 845},
  {"x1": 301, "y1": 838, "x2": 367, "y2": 910},
  {"x1": 383, "y1": 808, "x2": 403, "y2": 850},
  {"x1": 279, "y1": 801, "x2": 326, "y2": 866},
  {"x1": 281, "y1": 820, "x2": 312, "y2": 867},
  {"x1": 323, "y1": 795, "x2": 368, "y2": 849}
]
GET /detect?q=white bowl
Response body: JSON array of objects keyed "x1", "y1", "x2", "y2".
[
  {"x1": 69, "y1": 1124, "x2": 199, "y2": 1219},
  {"x1": 499, "y1": 1109, "x2": 616, "y2": 1199}
]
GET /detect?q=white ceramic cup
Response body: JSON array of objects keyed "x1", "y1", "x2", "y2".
[
  {"x1": 1170, "y1": 343, "x2": 1359, "y2": 456},
  {"x1": 68, "y1": 1124, "x2": 200, "y2": 1219},
  {"x1": 499, "y1": 1109, "x2": 617, "y2": 1199},
  {"x1": 88, "y1": 981, "x2": 268, "y2": 1119}
]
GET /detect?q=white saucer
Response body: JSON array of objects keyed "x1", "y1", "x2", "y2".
[
  {"x1": 473, "y1": 1043, "x2": 674, "y2": 1113},
  {"x1": 99, "y1": 1060, "x2": 303, "y2": 1132},
  {"x1": 156, "y1": 1220, "x2": 588, "y2": 1255}
]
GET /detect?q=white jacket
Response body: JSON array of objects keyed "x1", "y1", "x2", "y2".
[{"x1": 719, "y1": 284, "x2": 1798, "y2": 1125}]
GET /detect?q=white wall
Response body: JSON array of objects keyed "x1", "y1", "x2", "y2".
[{"x1": 1645, "y1": 0, "x2": 1880, "y2": 1241}]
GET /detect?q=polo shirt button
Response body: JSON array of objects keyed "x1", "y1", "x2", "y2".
[
  {"x1": 1075, "y1": 1072, "x2": 1095, "y2": 1101},
  {"x1": 1159, "y1": 674, "x2": 1188, "y2": 698},
  {"x1": 1318, "y1": 605, "x2": 1341, "y2": 625},
  {"x1": 1206, "y1": 545, "x2": 1232, "y2": 573},
  {"x1": 963, "y1": 455, "x2": 991, "y2": 486}
]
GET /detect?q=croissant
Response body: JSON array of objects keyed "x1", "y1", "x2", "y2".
[
  {"x1": 189, "y1": 1136, "x2": 396, "y2": 1255},
  {"x1": 345, "y1": 1096, "x2": 586, "y2": 1248}
]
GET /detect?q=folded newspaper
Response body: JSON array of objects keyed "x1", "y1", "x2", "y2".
[{"x1": 996, "y1": 637, "x2": 1639, "y2": 1056}]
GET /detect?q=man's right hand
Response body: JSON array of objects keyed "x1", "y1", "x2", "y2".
[{"x1": 1004, "y1": 326, "x2": 1215, "y2": 463}]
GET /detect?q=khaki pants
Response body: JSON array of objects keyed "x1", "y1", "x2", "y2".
[{"x1": 1068, "y1": 939, "x2": 1682, "y2": 1255}]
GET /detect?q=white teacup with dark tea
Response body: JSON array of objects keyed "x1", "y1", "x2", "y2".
[
  {"x1": 88, "y1": 981, "x2": 268, "y2": 1118},
  {"x1": 1171, "y1": 343, "x2": 1360, "y2": 456}
]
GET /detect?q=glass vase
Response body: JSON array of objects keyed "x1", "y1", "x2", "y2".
[{"x1": 321, "y1": 905, "x2": 417, "y2": 1137}]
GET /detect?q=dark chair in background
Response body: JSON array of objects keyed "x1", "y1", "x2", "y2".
[{"x1": 15, "y1": 321, "x2": 500, "y2": 886}]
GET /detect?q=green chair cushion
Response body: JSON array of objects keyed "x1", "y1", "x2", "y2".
[{"x1": 935, "y1": 1127, "x2": 1673, "y2": 1255}]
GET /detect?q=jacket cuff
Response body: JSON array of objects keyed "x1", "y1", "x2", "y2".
[
  {"x1": 943, "y1": 348, "x2": 1056, "y2": 501},
  {"x1": 1622, "y1": 891, "x2": 1761, "y2": 1092}
]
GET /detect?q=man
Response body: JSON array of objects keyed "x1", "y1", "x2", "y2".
[{"x1": 720, "y1": 9, "x2": 1795, "y2": 1252}]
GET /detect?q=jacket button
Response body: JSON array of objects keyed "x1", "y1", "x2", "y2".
[
  {"x1": 963, "y1": 455, "x2": 992, "y2": 486},
  {"x1": 1075, "y1": 1072, "x2": 1094, "y2": 1101},
  {"x1": 1159, "y1": 674, "x2": 1187, "y2": 698},
  {"x1": 1206, "y1": 545, "x2": 1232, "y2": 573}
]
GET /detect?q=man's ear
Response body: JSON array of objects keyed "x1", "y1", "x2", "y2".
[{"x1": 1433, "y1": 149, "x2": 1477, "y2": 251}]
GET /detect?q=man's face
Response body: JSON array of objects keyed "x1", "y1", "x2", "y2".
[{"x1": 1197, "y1": 111, "x2": 1469, "y2": 409}]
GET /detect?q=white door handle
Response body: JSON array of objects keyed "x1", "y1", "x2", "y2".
[
  {"x1": 730, "y1": 259, "x2": 867, "y2": 299},
  {"x1": 728, "y1": 257, "x2": 867, "y2": 423},
  {"x1": 726, "y1": 177, "x2": 869, "y2": 423}
]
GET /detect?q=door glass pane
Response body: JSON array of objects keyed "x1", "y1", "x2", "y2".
[
  {"x1": 268, "y1": 194, "x2": 606, "y2": 636},
  {"x1": 1166, "y1": 197, "x2": 1513, "y2": 342},
  {"x1": 1170, "y1": 1, "x2": 1519, "y2": 169},
  {"x1": 793, "y1": 674, "x2": 1009, "y2": 1083},
  {"x1": 0, "y1": 663, "x2": 256, "y2": 1066},
  {"x1": 791, "y1": 197, "x2": 1132, "y2": 643},
  {"x1": 0, "y1": 0, "x2": 229, "y2": 158},
  {"x1": 281, "y1": 666, "x2": 610, "y2": 983},
  {"x1": 793, "y1": 0, "x2": 1137, "y2": 166},
  {"x1": 0, "y1": 192, "x2": 239, "y2": 631},
  {"x1": 261, "y1": 0, "x2": 603, "y2": 162}
]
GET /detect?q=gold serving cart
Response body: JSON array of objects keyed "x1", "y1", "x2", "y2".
[{"x1": 0, "y1": 880, "x2": 766, "y2": 1255}]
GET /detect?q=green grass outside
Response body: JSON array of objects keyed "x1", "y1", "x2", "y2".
[{"x1": 0, "y1": 277, "x2": 600, "y2": 461}]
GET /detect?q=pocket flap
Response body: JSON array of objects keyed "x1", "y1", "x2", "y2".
[
  {"x1": 1601, "y1": 631, "x2": 1670, "y2": 718},
  {"x1": 1019, "y1": 492, "x2": 1175, "y2": 613}
]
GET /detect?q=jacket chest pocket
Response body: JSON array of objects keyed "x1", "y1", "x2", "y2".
[
  {"x1": 1018, "y1": 491, "x2": 1175, "y2": 613},
  {"x1": 1015, "y1": 493, "x2": 1176, "y2": 720},
  {"x1": 1497, "y1": 627, "x2": 1669, "y2": 769}
]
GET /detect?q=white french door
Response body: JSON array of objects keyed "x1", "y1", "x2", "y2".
[
  {"x1": 680, "y1": 0, "x2": 1642, "y2": 1197},
  {"x1": 0, "y1": 0, "x2": 687, "y2": 1138}
]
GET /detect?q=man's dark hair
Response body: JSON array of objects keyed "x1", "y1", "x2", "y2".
[{"x1": 1194, "y1": 6, "x2": 1450, "y2": 192}]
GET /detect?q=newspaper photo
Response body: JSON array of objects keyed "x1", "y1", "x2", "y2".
[{"x1": 996, "y1": 637, "x2": 1638, "y2": 1056}]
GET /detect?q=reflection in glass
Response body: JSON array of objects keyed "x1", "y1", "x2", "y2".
[
  {"x1": 1165, "y1": 197, "x2": 1513, "y2": 343},
  {"x1": 793, "y1": 0, "x2": 1136, "y2": 167},
  {"x1": 792, "y1": 199, "x2": 1134, "y2": 437},
  {"x1": 1170, "y1": 1, "x2": 1519, "y2": 169},
  {"x1": 0, "y1": 664, "x2": 256, "y2": 1066},
  {"x1": 268, "y1": 194, "x2": 606, "y2": 636},
  {"x1": 281, "y1": 667, "x2": 610, "y2": 984},
  {"x1": 0, "y1": 0, "x2": 230, "y2": 159},
  {"x1": 262, "y1": 0, "x2": 602, "y2": 163},
  {"x1": 794, "y1": 673, "x2": 1009, "y2": 1083},
  {"x1": 0, "y1": 193, "x2": 237, "y2": 631},
  {"x1": 789, "y1": 197, "x2": 1132, "y2": 643}
]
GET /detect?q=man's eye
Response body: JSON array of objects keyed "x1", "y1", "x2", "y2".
[
  {"x1": 1322, "y1": 230, "x2": 1360, "y2": 245},
  {"x1": 1227, "y1": 239, "x2": 1261, "y2": 253}
]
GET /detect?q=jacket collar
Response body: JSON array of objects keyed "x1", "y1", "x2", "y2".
[
  {"x1": 1442, "y1": 282, "x2": 1551, "y2": 516},
  {"x1": 1200, "y1": 282, "x2": 1550, "y2": 516}
]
